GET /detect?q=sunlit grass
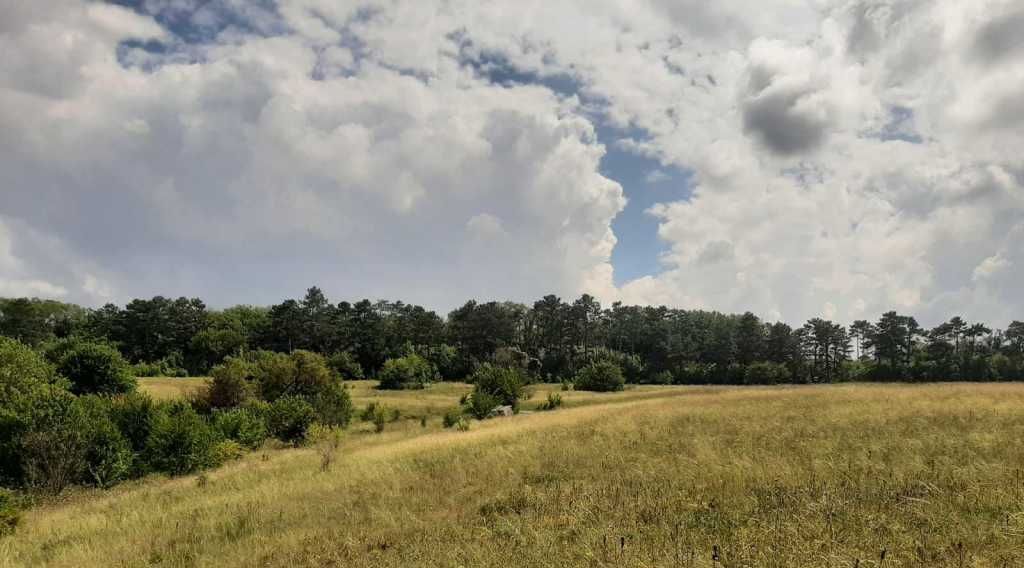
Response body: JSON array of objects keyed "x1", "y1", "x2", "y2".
[
  {"x1": 8, "y1": 383, "x2": 1024, "y2": 567},
  {"x1": 137, "y1": 377, "x2": 209, "y2": 401}
]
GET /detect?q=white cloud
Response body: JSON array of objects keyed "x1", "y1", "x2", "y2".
[
  {"x1": 0, "y1": 0, "x2": 1022, "y2": 327},
  {"x1": 0, "y1": 0, "x2": 624, "y2": 309}
]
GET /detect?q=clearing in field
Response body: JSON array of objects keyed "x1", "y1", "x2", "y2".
[{"x1": 3, "y1": 382, "x2": 1024, "y2": 567}]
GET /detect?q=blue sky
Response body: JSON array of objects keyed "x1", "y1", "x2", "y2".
[{"x1": 598, "y1": 133, "x2": 692, "y2": 286}]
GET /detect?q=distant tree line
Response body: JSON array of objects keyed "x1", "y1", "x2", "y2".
[{"x1": 2, "y1": 290, "x2": 1022, "y2": 384}]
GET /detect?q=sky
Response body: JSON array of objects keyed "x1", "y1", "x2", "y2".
[{"x1": 1, "y1": 0, "x2": 1023, "y2": 327}]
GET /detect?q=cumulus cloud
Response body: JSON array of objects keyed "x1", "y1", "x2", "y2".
[
  {"x1": 1, "y1": 0, "x2": 1022, "y2": 327},
  {"x1": 0, "y1": 0, "x2": 624, "y2": 309}
]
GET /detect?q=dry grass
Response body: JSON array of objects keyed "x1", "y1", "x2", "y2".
[
  {"x1": 137, "y1": 377, "x2": 209, "y2": 401},
  {"x1": 7, "y1": 383, "x2": 1024, "y2": 567}
]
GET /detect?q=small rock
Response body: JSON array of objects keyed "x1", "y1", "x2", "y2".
[{"x1": 487, "y1": 405, "x2": 515, "y2": 418}]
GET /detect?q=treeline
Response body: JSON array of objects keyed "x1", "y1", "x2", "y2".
[{"x1": 2, "y1": 289, "x2": 1023, "y2": 384}]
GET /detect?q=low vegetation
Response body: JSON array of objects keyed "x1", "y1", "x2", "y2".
[
  {"x1": 574, "y1": 360, "x2": 626, "y2": 392},
  {"x1": 377, "y1": 353, "x2": 436, "y2": 390},
  {"x1": 0, "y1": 338, "x2": 351, "y2": 497}
]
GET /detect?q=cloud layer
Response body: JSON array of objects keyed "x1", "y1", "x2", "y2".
[{"x1": 1, "y1": 0, "x2": 1022, "y2": 326}]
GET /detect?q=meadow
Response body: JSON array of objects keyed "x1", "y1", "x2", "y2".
[{"x1": 3, "y1": 381, "x2": 1024, "y2": 567}]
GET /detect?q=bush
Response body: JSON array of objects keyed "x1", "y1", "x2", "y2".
[
  {"x1": 252, "y1": 351, "x2": 334, "y2": 402},
  {"x1": 76, "y1": 396, "x2": 132, "y2": 487},
  {"x1": 991, "y1": 353, "x2": 1022, "y2": 381},
  {"x1": 466, "y1": 389, "x2": 501, "y2": 420},
  {"x1": 647, "y1": 370, "x2": 674, "y2": 385},
  {"x1": 672, "y1": 362, "x2": 713, "y2": 384},
  {"x1": 212, "y1": 407, "x2": 268, "y2": 449},
  {"x1": 743, "y1": 361, "x2": 792, "y2": 385},
  {"x1": 442, "y1": 408, "x2": 463, "y2": 428},
  {"x1": 377, "y1": 353, "x2": 436, "y2": 390},
  {"x1": 108, "y1": 391, "x2": 157, "y2": 454},
  {"x1": 470, "y1": 364, "x2": 526, "y2": 410},
  {"x1": 0, "y1": 488, "x2": 19, "y2": 537},
  {"x1": 188, "y1": 328, "x2": 246, "y2": 375},
  {"x1": 267, "y1": 396, "x2": 316, "y2": 444},
  {"x1": 131, "y1": 355, "x2": 188, "y2": 378},
  {"x1": 360, "y1": 402, "x2": 397, "y2": 433},
  {"x1": 207, "y1": 357, "x2": 256, "y2": 409},
  {"x1": 591, "y1": 348, "x2": 644, "y2": 384},
  {"x1": 492, "y1": 347, "x2": 536, "y2": 375},
  {"x1": 0, "y1": 338, "x2": 69, "y2": 486},
  {"x1": 310, "y1": 380, "x2": 352, "y2": 427},
  {"x1": 18, "y1": 391, "x2": 87, "y2": 493},
  {"x1": 371, "y1": 406, "x2": 388, "y2": 433},
  {"x1": 538, "y1": 392, "x2": 563, "y2": 411},
  {"x1": 327, "y1": 352, "x2": 364, "y2": 380},
  {"x1": 143, "y1": 401, "x2": 220, "y2": 475},
  {"x1": 419, "y1": 344, "x2": 470, "y2": 380},
  {"x1": 0, "y1": 337, "x2": 66, "y2": 401},
  {"x1": 45, "y1": 339, "x2": 135, "y2": 395},
  {"x1": 574, "y1": 361, "x2": 625, "y2": 392},
  {"x1": 210, "y1": 439, "x2": 245, "y2": 464}
]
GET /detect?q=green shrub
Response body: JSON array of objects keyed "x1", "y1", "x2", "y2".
[
  {"x1": 539, "y1": 392, "x2": 563, "y2": 411},
  {"x1": 371, "y1": 406, "x2": 388, "y2": 433},
  {"x1": 252, "y1": 351, "x2": 334, "y2": 402},
  {"x1": 442, "y1": 408, "x2": 463, "y2": 428},
  {"x1": 671, "y1": 362, "x2": 704, "y2": 384},
  {"x1": 143, "y1": 401, "x2": 219, "y2": 475},
  {"x1": 743, "y1": 361, "x2": 792, "y2": 385},
  {"x1": 327, "y1": 352, "x2": 364, "y2": 380},
  {"x1": 0, "y1": 337, "x2": 66, "y2": 403},
  {"x1": 207, "y1": 357, "x2": 256, "y2": 409},
  {"x1": 574, "y1": 361, "x2": 625, "y2": 392},
  {"x1": 307, "y1": 424, "x2": 344, "y2": 471},
  {"x1": 470, "y1": 364, "x2": 525, "y2": 410},
  {"x1": 212, "y1": 407, "x2": 267, "y2": 449},
  {"x1": 267, "y1": 396, "x2": 316, "y2": 444},
  {"x1": 45, "y1": 339, "x2": 135, "y2": 395},
  {"x1": 591, "y1": 348, "x2": 644, "y2": 384},
  {"x1": 76, "y1": 396, "x2": 132, "y2": 487},
  {"x1": 647, "y1": 370, "x2": 674, "y2": 385},
  {"x1": 377, "y1": 354, "x2": 436, "y2": 390},
  {"x1": 0, "y1": 338, "x2": 70, "y2": 487},
  {"x1": 466, "y1": 389, "x2": 501, "y2": 420},
  {"x1": 310, "y1": 381, "x2": 352, "y2": 427},
  {"x1": 419, "y1": 344, "x2": 470, "y2": 380},
  {"x1": 306, "y1": 423, "x2": 345, "y2": 447},
  {"x1": 132, "y1": 356, "x2": 188, "y2": 378},
  {"x1": 360, "y1": 402, "x2": 397, "y2": 433},
  {"x1": 492, "y1": 347, "x2": 535, "y2": 375},
  {"x1": 210, "y1": 439, "x2": 245, "y2": 464},
  {"x1": 0, "y1": 488, "x2": 20, "y2": 537},
  {"x1": 188, "y1": 328, "x2": 246, "y2": 375},
  {"x1": 108, "y1": 392, "x2": 157, "y2": 455},
  {"x1": 18, "y1": 391, "x2": 90, "y2": 493}
]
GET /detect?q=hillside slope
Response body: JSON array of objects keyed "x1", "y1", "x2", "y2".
[{"x1": 3, "y1": 384, "x2": 1024, "y2": 567}]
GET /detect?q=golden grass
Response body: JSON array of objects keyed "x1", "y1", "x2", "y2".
[
  {"x1": 7, "y1": 383, "x2": 1024, "y2": 567},
  {"x1": 137, "y1": 377, "x2": 209, "y2": 401}
]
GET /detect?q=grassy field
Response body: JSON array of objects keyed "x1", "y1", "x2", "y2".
[
  {"x1": 5, "y1": 382, "x2": 1024, "y2": 567},
  {"x1": 135, "y1": 377, "x2": 210, "y2": 401}
]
